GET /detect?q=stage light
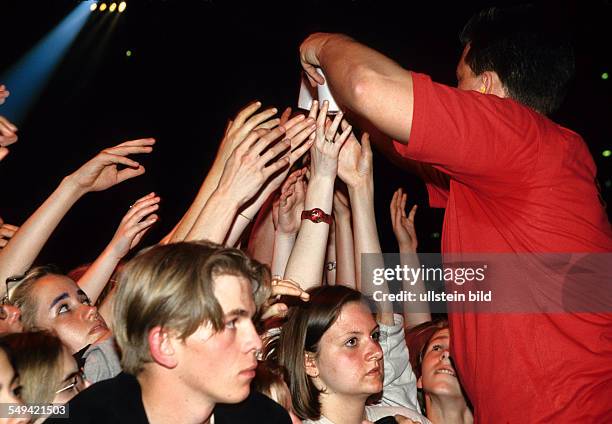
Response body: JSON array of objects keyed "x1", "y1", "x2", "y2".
[
  {"x1": 602, "y1": 150, "x2": 611, "y2": 158},
  {"x1": 99, "y1": 3, "x2": 107, "y2": 11},
  {"x1": 90, "y1": 2, "x2": 97, "y2": 12},
  {"x1": 109, "y1": 3, "x2": 117, "y2": 12},
  {"x1": 0, "y1": 2, "x2": 92, "y2": 123},
  {"x1": 126, "y1": 50, "x2": 132, "y2": 57},
  {"x1": 602, "y1": 72, "x2": 609, "y2": 80},
  {"x1": 118, "y1": 2, "x2": 127, "y2": 13}
]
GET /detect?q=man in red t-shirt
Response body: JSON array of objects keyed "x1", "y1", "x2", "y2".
[{"x1": 298, "y1": 5, "x2": 612, "y2": 422}]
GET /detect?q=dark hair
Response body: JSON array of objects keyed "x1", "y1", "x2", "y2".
[
  {"x1": 276, "y1": 285, "x2": 364, "y2": 420},
  {"x1": 459, "y1": 4, "x2": 574, "y2": 115}
]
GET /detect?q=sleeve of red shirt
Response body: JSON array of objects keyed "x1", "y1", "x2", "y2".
[{"x1": 393, "y1": 72, "x2": 543, "y2": 191}]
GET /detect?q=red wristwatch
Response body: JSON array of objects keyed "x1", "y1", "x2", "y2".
[{"x1": 301, "y1": 208, "x2": 333, "y2": 225}]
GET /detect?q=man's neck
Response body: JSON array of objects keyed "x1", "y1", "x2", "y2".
[
  {"x1": 425, "y1": 393, "x2": 473, "y2": 424},
  {"x1": 138, "y1": 369, "x2": 215, "y2": 424},
  {"x1": 319, "y1": 392, "x2": 368, "y2": 424}
]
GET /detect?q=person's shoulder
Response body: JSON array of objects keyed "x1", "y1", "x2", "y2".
[
  {"x1": 47, "y1": 373, "x2": 144, "y2": 424},
  {"x1": 215, "y1": 391, "x2": 291, "y2": 424}
]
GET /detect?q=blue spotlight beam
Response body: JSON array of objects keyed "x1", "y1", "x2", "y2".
[{"x1": 0, "y1": 2, "x2": 93, "y2": 124}]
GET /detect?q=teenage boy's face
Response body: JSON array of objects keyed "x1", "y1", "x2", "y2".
[{"x1": 177, "y1": 274, "x2": 262, "y2": 404}]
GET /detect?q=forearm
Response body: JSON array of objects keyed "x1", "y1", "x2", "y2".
[
  {"x1": 170, "y1": 162, "x2": 224, "y2": 242},
  {"x1": 185, "y1": 190, "x2": 239, "y2": 244},
  {"x1": 246, "y1": 201, "x2": 276, "y2": 267},
  {"x1": 0, "y1": 176, "x2": 83, "y2": 289},
  {"x1": 349, "y1": 182, "x2": 393, "y2": 324},
  {"x1": 325, "y1": 224, "x2": 336, "y2": 285},
  {"x1": 225, "y1": 189, "x2": 271, "y2": 247},
  {"x1": 334, "y1": 214, "x2": 356, "y2": 288},
  {"x1": 77, "y1": 248, "x2": 121, "y2": 304},
  {"x1": 284, "y1": 176, "x2": 334, "y2": 290},
  {"x1": 399, "y1": 247, "x2": 431, "y2": 328},
  {"x1": 271, "y1": 232, "x2": 297, "y2": 278}
]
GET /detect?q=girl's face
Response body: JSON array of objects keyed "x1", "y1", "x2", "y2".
[
  {"x1": 418, "y1": 328, "x2": 463, "y2": 397},
  {"x1": 0, "y1": 349, "x2": 29, "y2": 424},
  {"x1": 308, "y1": 302, "x2": 383, "y2": 399},
  {"x1": 31, "y1": 275, "x2": 110, "y2": 353}
]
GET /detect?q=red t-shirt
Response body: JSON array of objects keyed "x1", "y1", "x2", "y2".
[{"x1": 394, "y1": 72, "x2": 612, "y2": 422}]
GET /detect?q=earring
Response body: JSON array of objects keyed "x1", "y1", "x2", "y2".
[{"x1": 480, "y1": 86, "x2": 486, "y2": 94}]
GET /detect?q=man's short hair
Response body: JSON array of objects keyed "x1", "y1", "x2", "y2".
[
  {"x1": 113, "y1": 241, "x2": 270, "y2": 375},
  {"x1": 460, "y1": 4, "x2": 575, "y2": 115}
]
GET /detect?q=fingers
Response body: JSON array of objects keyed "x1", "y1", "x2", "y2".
[
  {"x1": 233, "y1": 101, "x2": 263, "y2": 127},
  {"x1": 115, "y1": 138, "x2": 156, "y2": 148},
  {"x1": 334, "y1": 123, "x2": 352, "y2": 151},
  {"x1": 122, "y1": 193, "x2": 159, "y2": 223},
  {"x1": 259, "y1": 138, "x2": 290, "y2": 165},
  {"x1": 302, "y1": 64, "x2": 325, "y2": 86},
  {"x1": 98, "y1": 151, "x2": 140, "y2": 169},
  {"x1": 0, "y1": 115, "x2": 18, "y2": 133},
  {"x1": 116, "y1": 165, "x2": 146, "y2": 184},
  {"x1": 0, "y1": 147, "x2": 8, "y2": 161},
  {"x1": 279, "y1": 107, "x2": 292, "y2": 126},
  {"x1": 254, "y1": 118, "x2": 280, "y2": 131},
  {"x1": 407, "y1": 204, "x2": 418, "y2": 224},
  {"x1": 240, "y1": 107, "x2": 278, "y2": 136},
  {"x1": 289, "y1": 136, "x2": 316, "y2": 164},
  {"x1": 360, "y1": 132, "x2": 372, "y2": 158},
  {"x1": 261, "y1": 303, "x2": 290, "y2": 320},
  {"x1": 400, "y1": 192, "x2": 407, "y2": 218},
  {"x1": 250, "y1": 126, "x2": 287, "y2": 157},
  {"x1": 308, "y1": 100, "x2": 319, "y2": 120},
  {"x1": 105, "y1": 138, "x2": 155, "y2": 156},
  {"x1": 271, "y1": 278, "x2": 310, "y2": 301},
  {"x1": 326, "y1": 111, "x2": 343, "y2": 141},
  {"x1": 0, "y1": 135, "x2": 17, "y2": 148},
  {"x1": 0, "y1": 224, "x2": 18, "y2": 239}
]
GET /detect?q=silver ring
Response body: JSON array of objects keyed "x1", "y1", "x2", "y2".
[{"x1": 324, "y1": 136, "x2": 334, "y2": 143}]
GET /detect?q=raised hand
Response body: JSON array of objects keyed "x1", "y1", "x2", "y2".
[
  {"x1": 0, "y1": 217, "x2": 18, "y2": 249},
  {"x1": 337, "y1": 120, "x2": 373, "y2": 188},
  {"x1": 0, "y1": 115, "x2": 18, "y2": 161},
  {"x1": 309, "y1": 100, "x2": 352, "y2": 180},
  {"x1": 218, "y1": 102, "x2": 280, "y2": 163},
  {"x1": 277, "y1": 168, "x2": 307, "y2": 235},
  {"x1": 260, "y1": 278, "x2": 310, "y2": 320},
  {"x1": 216, "y1": 127, "x2": 291, "y2": 206},
  {"x1": 0, "y1": 85, "x2": 9, "y2": 105},
  {"x1": 390, "y1": 188, "x2": 418, "y2": 252},
  {"x1": 67, "y1": 138, "x2": 155, "y2": 194},
  {"x1": 106, "y1": 193, "x2": 160, "y2": 260}
]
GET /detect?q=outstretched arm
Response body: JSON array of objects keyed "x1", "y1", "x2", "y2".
[
  {"x1": 0, "y1": 138, "x2": 154, "y2": 293},
  {"x1": 168, "y1": 102, "x2": 280, "y2": 243},
  {"x1": 299, "y1": 33, "x2": 414, "y2": 144},
  {"x1": 78, "y1": 193, "x2": 160, "y2": 303},
  {"x1": 284, "y1": 101, "x2": 352, "y2": 290},
  {"x1": 390, "y1": 188, "x2": 431, "y2": 328},
  {"x1": 185, "y1": 126, "x2": 291, "y2": 244}
]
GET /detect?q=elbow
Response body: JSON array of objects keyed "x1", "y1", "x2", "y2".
[{"x1": 347, "y1": 65, "x2": 381, "y2": 116}]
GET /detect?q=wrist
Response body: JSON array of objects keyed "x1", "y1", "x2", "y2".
[
  {"x1": 59, "y1": 176, "x2": 87, "y2": 200},
  {"x1": 276, "y1": 230, "x2": 298, "y2": 239}
]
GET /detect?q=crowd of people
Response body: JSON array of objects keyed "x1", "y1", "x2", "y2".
[{"x1": 0, "y1": 3, "x2": 610, "y2": 424}]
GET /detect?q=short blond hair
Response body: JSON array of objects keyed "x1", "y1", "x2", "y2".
[{"x1": 113, "y1": 241, "x2": 270, "y2": 375}]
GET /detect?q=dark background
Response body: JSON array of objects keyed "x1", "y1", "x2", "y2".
[{"x1": 1, "y1": 0, "x2": 610, "y2": 272}]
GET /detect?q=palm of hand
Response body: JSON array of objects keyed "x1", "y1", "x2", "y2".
[{"x1": 338, "y1": 134, "x2": 370, "y2": 186}]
